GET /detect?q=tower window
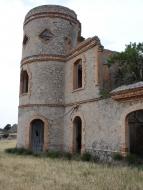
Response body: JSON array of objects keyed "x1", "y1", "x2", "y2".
[
  {"x1": 20, "y1": 70, "x2": 29, "y2": 94},
  {"x1": 23, "y1": 35, "x2": 28, "y2": 46},
  {"x1": 73, "y1": 59, "x2": 82, "y2": 89}
]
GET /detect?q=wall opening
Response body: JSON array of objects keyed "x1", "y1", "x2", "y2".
[
  {"x1": 23, "y1": 35, "x2": 28, "y2": 46},
  {"x1": 127, "y1": 110, "x2": 143, "y2": 156},
  {"x1": 73, "y1": 59, "x2": 82, "y2": 89},
  {"x1": 31, "y1": 119, "x2": 44, "y2": 153},
  {"x1": 73, "y1": 116, "x2": 82, "y2": 153},
  {"x1": 20, "y1": 70, "x2": 29, "y2": 94}
]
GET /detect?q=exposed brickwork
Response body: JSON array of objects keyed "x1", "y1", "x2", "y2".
[{"x1": 111, "y1": 84, "x2": 143, "y2": 101}]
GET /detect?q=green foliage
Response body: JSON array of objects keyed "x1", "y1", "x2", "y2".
[
  {"x1": 81, "y1": 152, "x2": 92, "y2": 162},
  {"x1": 125, "y1": 153, "x2": 138, "y2": 165},
  {"x1": 5, "y1": 147, "x2": 32, "y2": 155},
  {"x1": 100, "y1": 88, "x2": 110, "y2": 98},
  {"x1": 46, "y1": 151, "x2": 72, "y2": 160},
  {"x1": 2, "y1": 133, "x2": 9, "y2": 138},
  {"x1": 62, "y1": 152, "x2": 72, "y2": 160},
  {"x1": 113, "y1": 153, "x2": 123, "y2": 161},
  {"x1": 45, "y1": 151, "x2": 63, "y2": 159},
  {"x1": 5, "y1": 148, "x2": 72, "y2": 159},
  {"x1": 5, "y1": 147, "x2": 17, "y2": 154},
  {"x1": 108, "y1": 42, "x2": 143, "y2": 86},
  {"x1": 72, "y1": 154, "x2": 82, "y2": 161},
  {"x1": 4, "y1": 124, "x2": 11, "y2": 131}
]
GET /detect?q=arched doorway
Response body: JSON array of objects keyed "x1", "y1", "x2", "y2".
[
  {"x1": 31, "y1": 119, "x2": 44, "y2": 153},
  {"x1": 73, "y1": 116, "x2": 82, "y2": 153},
  {"x1": 127, "y1": 110, "x2": 143, "y2": 156}
]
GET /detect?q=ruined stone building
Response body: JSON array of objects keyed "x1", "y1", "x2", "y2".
[{"x1": 17, "y1": 5, "x2": 143, "y2": 159}]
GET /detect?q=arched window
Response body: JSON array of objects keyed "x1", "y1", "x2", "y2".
[
  {"x1": 73, "y1": 59, "x2": 82, "y2": 89},
  {"x1": 20, "y1": 70, "x2": 29, "y2": 94}
]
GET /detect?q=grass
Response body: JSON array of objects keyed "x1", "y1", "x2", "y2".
[{"x1": 0, "y1": 141, "x2": 143, "y2": 190}]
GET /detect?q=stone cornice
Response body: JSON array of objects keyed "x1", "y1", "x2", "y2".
[
  {"x1": 21, "y1": 54, "x2": 66, "y2": 66},
  {"x1": 24, "y1": 11, "x2": 81, "y2": 27},
  {"x1": 111, "y1": 86, "x2": 143, "y2": 102},
  {"x1": 67, "y1": 36, "x2": 103, "y2": 60},
  {"x1": 19, "y1": 103, "x2": 64, "y2": 108},
  {"x1": 21, "y1": 37, "x2": 103, "y2": 66},
  {"x1": 19, "y1": 97, "x2": 102, "y2": 108}
]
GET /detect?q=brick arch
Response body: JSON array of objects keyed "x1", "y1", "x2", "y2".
[
  {"x1": 20, "y1": 70, "x2": 29, "y2": 94},
  {"x1": 71, "y1": 55, "x2": 86, "y2": 91},
  {"x1": 25, "y1": 114, "x2": 49, "y2": 151},
  {"x1": 70, "y1": 111, "x2": 86, "y2": 153},
  {"x1": 120, "y1": 103, "x2": 143, "y2": 155},
  {"x1": 20, "y1": 65, "x2": 32, "y2": 96}
]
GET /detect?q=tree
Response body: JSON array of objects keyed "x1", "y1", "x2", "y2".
[
  {"x1": 108, "y1": 42, "x2": 143, "y2": 87},
  {"x1": 4, "y1": 124, "x2": 11, "y2": 131}
]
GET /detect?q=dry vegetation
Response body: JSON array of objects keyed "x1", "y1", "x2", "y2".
[{"x1": 0, "y1": 140, "x2": 143, "y2": 190}]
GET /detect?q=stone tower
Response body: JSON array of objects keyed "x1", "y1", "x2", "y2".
[{"x1": 17, "y1": 5, "x2": 81, "y2": 152}]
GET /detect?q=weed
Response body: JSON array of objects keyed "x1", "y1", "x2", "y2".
[
  {"x1": 113, "y1": 153, "x2": 123, "y2": 161},
  {"x1": 81, "y1": 152, "x2": 92, "y2": 162}
]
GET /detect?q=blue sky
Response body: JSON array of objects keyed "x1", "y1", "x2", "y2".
[{"x1": 0, "y1": 0, "x2": 143, "y2": 127}]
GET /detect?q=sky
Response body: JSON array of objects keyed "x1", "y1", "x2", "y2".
[{"x1": 0, "y1": 0, "x2": 143, "y2": 128}]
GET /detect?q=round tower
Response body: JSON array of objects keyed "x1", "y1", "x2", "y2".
[{"x1": 17, "y1": 5, "x2": 81, "y2": 152}]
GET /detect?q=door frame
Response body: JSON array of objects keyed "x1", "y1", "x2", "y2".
[
  {"x1": 73, "y1": 116, "x2": 82, "y2": 153},
  {"x1": 25, "y1": 115, "x2": 49, "y2": 151},
  {"x1": 31, "y1": 119, "x2": 44, "y2": 152},
  {"x1": 70, "y1": 111, "x2": 86, "y2": 154}
]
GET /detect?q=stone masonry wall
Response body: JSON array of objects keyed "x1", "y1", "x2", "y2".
[
  {"x1": 20, "y1": 61, "x2": 65, "y2": 105},
  {"x1": 18, "y1": 106, "x2": 64, "y2": 151},
  {"x1": 63, "y1": 98, "x2": 143, "y2": 160}
]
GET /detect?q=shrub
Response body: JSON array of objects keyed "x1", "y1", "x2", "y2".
[
  {"x1": 5, "y1": 147, "x2": 32, "y2": 155},
  {"x1": 2, "y1": 133, "x2": 9, "y2": 138},
  {"x1": 113, "y1": 153, "x2": 123, "y2": 161},
  {"x1": 100, "y1": 89, "x2": 110, "y2": 99},
  {"x1": 63, "y1": 152, "x2": 72, "y2": 160},
  {"x1": 5, "y1": 147, "x2": 17, "y2": 154},
  {"x1": 24, "y1": 149, "x2": 33, "y2": 155},
  {"x1": 81, "y1": 152, "x2": 92, "y2": 162},
  {"x1": 125, "y1": 153, "x2": 138, "y2": 165},
  {"x1": 72, "y1": 154, "x2": 81, "y2": 161},
  {"x1": 46, "y1": 151, "x2": 62, "y2": 159},
  {"x1": 33, "y1": 153, "x2": 41, "y2": 157}
]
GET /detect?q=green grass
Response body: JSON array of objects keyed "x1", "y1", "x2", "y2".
[{"x1": 0, "y1": 140, "x2": 143, "y2": 190}]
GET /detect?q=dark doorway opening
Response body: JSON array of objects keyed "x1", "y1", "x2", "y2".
[
  {"x1": 31, "y1": 119, "x2": 44, "y2": 153},
  {"x1": 127, "y1": 110, "x2": 143, "y2": 156},
  {"x1": 73, "y1": 116, "x2": 82, "y2": 153}
]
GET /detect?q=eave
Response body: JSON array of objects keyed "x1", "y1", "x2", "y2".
[{"x1": 111, "y1": 82, "x2": 143, "y2": 102}]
